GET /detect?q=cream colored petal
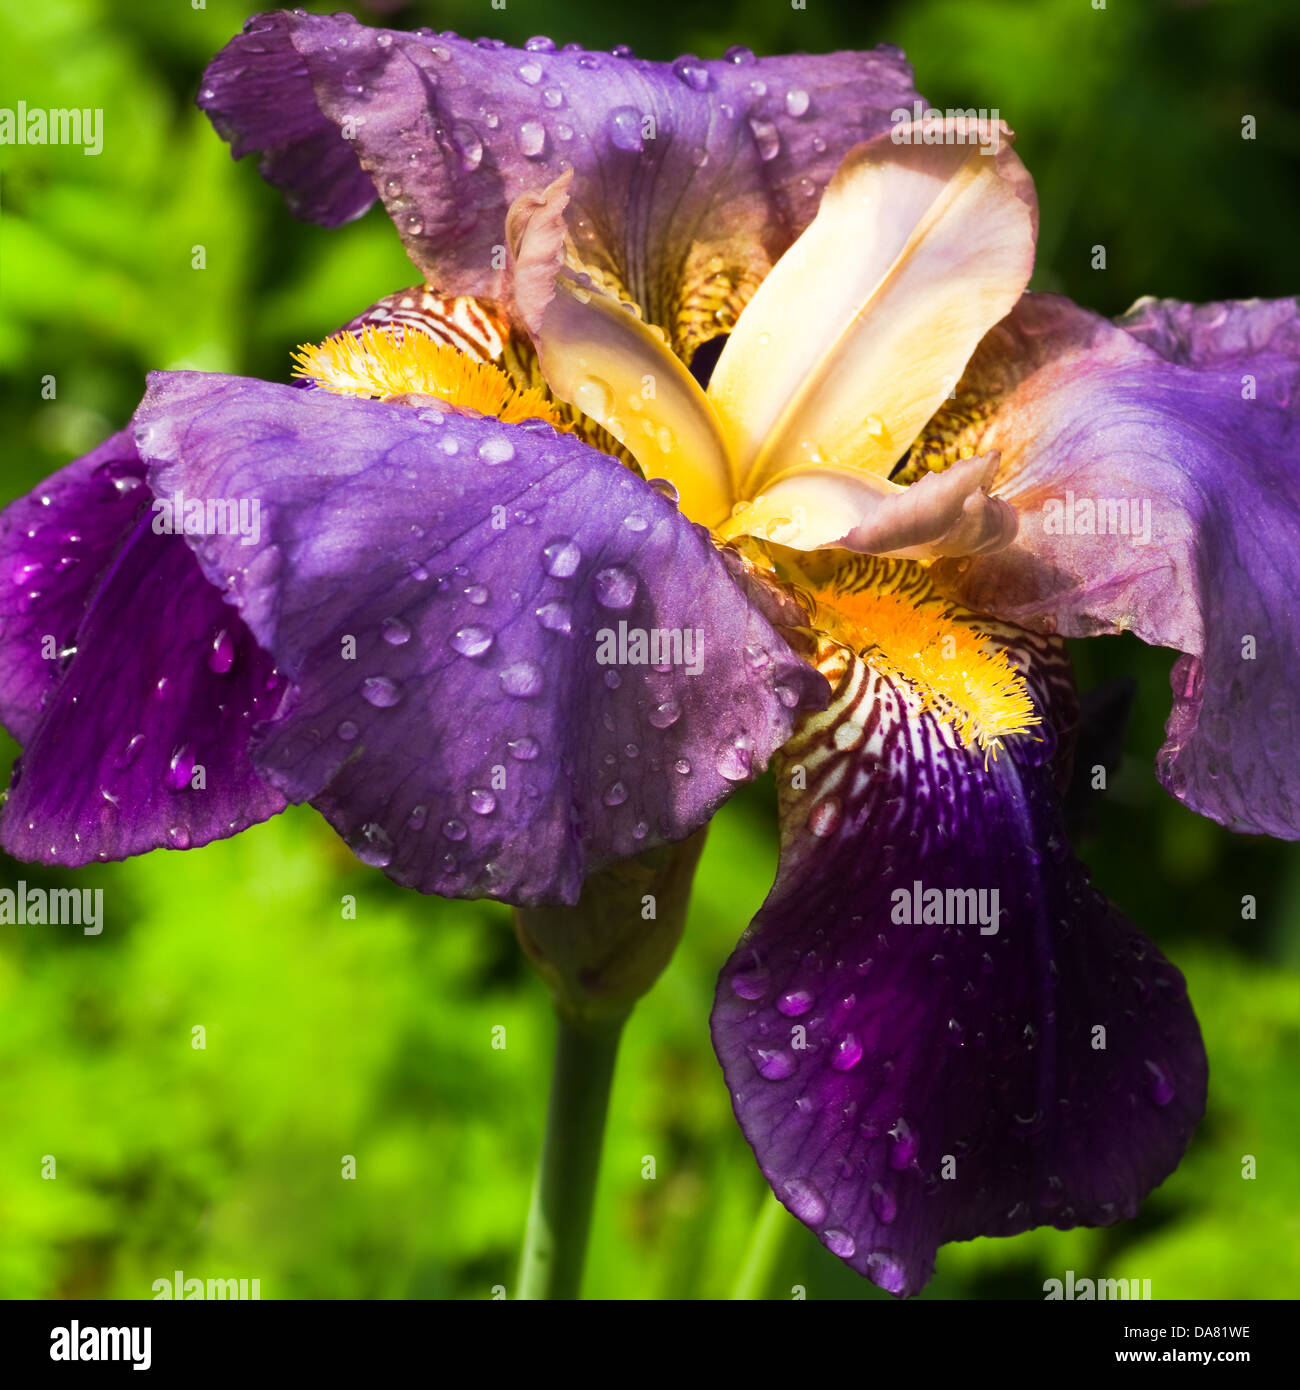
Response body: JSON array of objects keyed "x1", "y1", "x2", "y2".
[
  {"x1": 707, "y1": 121, "x2": 1037, "y2": 498},
  {"x1": 507, "y1": 177, "x2": 735, "y2": 529},
  {"x1": 722, "y1": 451, "x2": 1019, "y2": 559}
]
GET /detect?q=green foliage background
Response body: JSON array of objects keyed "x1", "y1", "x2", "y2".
[{"x1": 0, "y1": 0, "x2": 1297, "y2": 1299}]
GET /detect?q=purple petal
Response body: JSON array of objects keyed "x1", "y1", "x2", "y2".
[
  {"x1": 931, "y1": 293, "x2": 1300, "y2": 839},
  {"x1": 712, "y1": 624, "x2": 1206, "y2": 1297},
  {"x1": 1, "y1": 494, "x2": 289, "y2": 866},
  {"x1": 134, "y1": 372, "x2": 827, "y2": 904},
  {"x1": 0, "y1": 432, "x2": 145, "y2": 743},
  {"x1": 199, "y1": 13, "x2": 921, "y2": 353}
]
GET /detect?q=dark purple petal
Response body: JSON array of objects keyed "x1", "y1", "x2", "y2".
[
  {"x1": 199, "y1": 13, "x2": 921, "y2": 355},
  {"x1": 1, "y1": 505, "x2": 288, "y2": 866},
  {"x1": 712, "y1": 623, "x2": 1205, "y2": 1297},
  {"x1": 0, "y1": 432, "x2": 145, "y2": 743},
  {"x1": 134, "y1": 372, "x2": 827, "y2": 905},
  {"x1": 930, "y1": 293, "x2": 1300, "y2": 839}
]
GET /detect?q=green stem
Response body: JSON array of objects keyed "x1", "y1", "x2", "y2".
[
  {"x1": 516, "y1": 1009, "x2": 627, "y2": 1300},
  {"x1": 731, "y1": 1192, "x2": 792, "y2": 1300}
]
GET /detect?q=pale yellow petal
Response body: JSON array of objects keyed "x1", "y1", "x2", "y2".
[{"x1": 707, "y1": 122, "x2": 1037, "y2": 498}]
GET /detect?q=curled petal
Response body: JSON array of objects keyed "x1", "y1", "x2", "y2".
[
  {"x1": 713, "y1": 607, "x2": 1205, "y2": 1296},
  {"x1": 134, "y1": 372, "x2": 827, "y2": 905},
  {"x1": 729, "y1": 451, "x2": 1018, "y2": 557},
  {"x1": 199, "y1": 12, "x2": 922, "y2": 358},
  {"x1": 508, "y1": 175, "x2": 734, "y2": 527},
  {"x1": 931, "y1": 293, "x2": 1300, "y2": 838}
]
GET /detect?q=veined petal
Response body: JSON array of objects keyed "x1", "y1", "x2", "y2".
[
  {"x1": 134, "y1": 372, "x2": 827, "y2": 905},
  {"x1": 712, "y1": 577, "x2": 1206, "y2": 1296},
  {"x1": 931, "y1": 293, "x2": 1300, "y2": 839},
  {"x1": 199, "y1": 12, "x2": 921, "y2": 359},
  {"x1": 0, "y1": 439, "x2": 288, "y2": 865},
  {"x1": 508, "y1": 176, "x2": 734, "y2": 527},
  {"x1": 709, "y1": 121, "x2": 1036, "y2": 502}
]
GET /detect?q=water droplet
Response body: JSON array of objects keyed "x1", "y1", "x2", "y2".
[
  {"x1": 469, "y1": 787, "x2": 497, "y2": 815},
  {"x1": 593, "y1": 566, "x2": 637, "y2": 609},
  {"x1": 648, "y1": 699, "x2": 681, "y2": 729},
  {"x1": 450, "y1": 625, "x2": 494, "y2": 658},
  {"x1": 478, "y1": 435, "x2": 515, "y2": 466},
  {"x1": 542, "y1": 86, "x2": 563, "y2": 108},
  {"x1": 508, "y1": 735, "x2": 540, "y2": 761},
  {"x1": 865, "y1": 1250, "x2": 907, "y2": 1295},
  {"x1": 406, "y1": 214, "x2": 424, "y2": 236},
  {"x1": 500, "y1": 660, "x2": 544, "y2": 697},
  {"x1": 749, "y1": 118, "x2": 780, "y2": 161},
  {"x1": 888, "y1": 1118, "x2": 918, "y2": 1170},
  {"x1": 603, "y1": 669, "x2": 621, "y2": 690},
  {"x1": 516, "y1": 60, "x2": 543, "y2": 85},
  {"x1": 724, "y1": 44, "x2": 755, "y2": 65},
  {"x1": 361, "y1": 675, "x2": 402, "y2": 707},
  {"x1": 337, "y1": 720, "x2": 359, "y2": 741},
  {"x1": 822, "y1": 1228, "x2": 856, "y2": 1258},
  {"x1": 674, "y1": 758, "x2": 691, "y2": 775},
  {"x1": 464, "y1": 583, "x2": 490, "y2": 605},
  {"x1": 775, "y1": 683, "x2": 800, "y2": 709},
  {"x1": 535, "y1": 600, "x2": 572, "y2": 634},
  {"x1": 672, "y1": 56, "x2": 711, "y2": 90},
  {"x1": 382, "y1": 616, "x2": 411, "y2": 646},
  {"x1": 114, "y1": 733, "x2": 146, "y2": 770},
  {"x1": 777, "y1": 990, "x2": 813, "y2": 1017},
  {"x1": 831, "y1": 1032, "x2": 863, "y2": 1071},
  {"x1": 543, "y1": 537, "x2": 583, "y2": 577},
  {"x1": 744, "y1": 643, "x2": 770, "y2": 670},
  {"x1": 753, "y1": 1047, "x2": 794, "y2": 1080},
  {"x1": 782, "y1": 1177, "x2": 827, "y2": 1224},
  {"x1": 607, "y1": 106, "x2": 643, "y2": 151},
  {"x1": 208, "y1": 628, "x2": 235, "y2": 674},
  {"x1": 730, "y1": 966, "x2": 769, "y2": 999},
  {"x1": 785, "y1": 87, "x2": 810, "y2": 117},
  {"x1": 407, "y1": 804, "x2": 428, "y2": 830},
  {"x1": 715, "y1": 734, "x2": 753, "y2": 781},
  {"x1": 518, "y1": 119, "x2": 547, "y2": 158},
  {"x1": 572, "y1": 375, "x2": 616, "y2": 422},
  {"x1": 623, "y1": 513, "x2": 649, "y2": 532},
  {"x1": 602, "y1": 781, "x2": 628, "y2": 807},
  {"x1": 453, "y1": 122, "x2": 483, "y2": 171},
  {"x1": 165, "y1": 745, "x2": 195, "y2": 791},
  {"x1": 442, "y1": 818, "x2": 468, "y2": 841},
  {"x1": 354, "y1": 822, "x2": 393, "y2": 868}
]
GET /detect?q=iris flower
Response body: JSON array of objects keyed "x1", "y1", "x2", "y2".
[{"x1": 4, "y1": 11, "x2": 1297, "y2": 1297}]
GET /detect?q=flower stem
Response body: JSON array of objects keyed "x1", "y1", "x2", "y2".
[
  {"x1": 731, "y1": 1191, "x2": 792, "y2": 1300},
  {"x1": 516, "y1": 1008, "x2": 627, "y2": 1300}
]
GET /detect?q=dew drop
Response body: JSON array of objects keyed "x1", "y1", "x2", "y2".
[
  {"x1": 730, "y1": 966, "x2": 769, "y2": 999},
  {"x1": 500, "y1": 659, "x2": 544, "y2": 697},
  {"x1": 469, "y1": 787, "x2": 497, "y2": 815},
  {"x1": 871, "y1": 1182, "x2": 898, "y2": 1224},
  {"x1": 442, "y1": 818, "x2": 468, "y2": 841},
  {"x1": 831, "y1": 1031, "x2": 863, "y2": 1071},
  {"x1": 607, "y1": 105, "x2": 643, "y2": 151},
  {"x1": 517, "y1": 119, "x2": 547, "y2": 158},
  {"x1": 672, "y1": 56, "x2": 711, "y2": 90},
  {"x1": 785, "y1": 87, "x2": 810, "y2": 117},
  {"x1": 208, "y1": 628, "x2": 235, "y2": 674},
  {"x1": 407, "y1": 804, "x2": 428, "y2": 830},
  {"x1": 354, "y1": 822, "x2": 394, "y2": 868},
  {"x1": 822, "y1": 1228, "x2": 856, "y2": 1258},
  {"x1": 777, "y1": 989, "x2": 813, "y2": 1017},
  {"x1": 593, "y1": 566, "x2": 637, "y2": 609},
  {"x1": 715, "y1": 734, "x2": 753, "y2": 781},
  {"x1": 748, "y1": 118, "x2": 781, "y2": 161},
  {"x1": 336, "y1": 720, "x2": 359, "y2": 741},
  {"x1": 382, "y1": 616, "x2": 411, "y2": 646},
  {"x1": 753, "y1": 1047, "x2": 794, "y2": 1080},
  {"x1": 450, "y1": 625, "x2": 494, "y2": 658},
  {"x1": 674, "y1": 758, "x2": 691, "y2": 775},
  {"x1": 477, "y1": 436, "x2": 515, "y2": 466},
  {"x1": 507, "y1": 735, "x2": 540, "y2": 761},
  {"x1": 543, "y1": 537, "x2": 583, "y2": 577},
  {"x1": 464, "y1": 583, "x2": 490, "y2": 605},
  {"x1": 165, "y1": 745, "x2": 195, "y2": 791},
  {"x1": 602, "y1": 781, "x2": 629, "y2": 807},
  {"x1": 361, "y1": 675, "x2": 402, "y2": 707},
  {"x1": 1144, "y1": 1059, "x2": 1175, "y2": 1107},
  {"x1": 516, "y1": 59, "x2": 543, "y2": 85},
  {"x1": 535, "y1": 600, "x2": 572, "y2": 634},
  {"x1": 782, "y1": 1177, "x2": 827, "y2": 1224},
  {"x1": 648, "y1": 699, "x2": 681, "y2": 729}
]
